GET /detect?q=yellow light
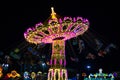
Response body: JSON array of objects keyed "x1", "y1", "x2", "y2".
[
  {"x1": 0, "y1": 66, "x2": 3, "y2": 78},
  {"x1": 54, "y1": 69, "x2": 60, "y2": 80},
  {"x1": 31, "y1": 72, "x2": 36, "y2": 79},
  {"x1": 51, "y1": 7, "x2": 57, "y2": 19},
  {"x1": 11, "y1": 70, "x2": 20, "y2": 78},
  {"x1": 0, "y1": 72, "x2": 3, "y2": 78}
]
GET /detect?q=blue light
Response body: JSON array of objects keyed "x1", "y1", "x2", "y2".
[
  {"x1": 42, "y1": 63, "x2": 46, "y2": 66},
  {"x1": 86, "y1": 65, "x2": 91, "y2": 69}
]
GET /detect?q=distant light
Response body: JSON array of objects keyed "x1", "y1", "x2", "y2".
[
  {"x1": 113, "y1": 72, "x2": 117, "y2": 77},
  {"x1": 5, "y1": 64, "x2": 9, "y2": 67},
  {"x1": 14, "y1": 48, "x2": 20, "y2": 53},
  {"x1": 2, "y1": 64, "x2": 4, "y2": 66},
  {"x1": 24, "y1": 71, "x2": 29, "y2": 79},
  {"x1": 86, "y1": 65, "x2": 91, "y2": 69},
  {"x1": 42, "y1": 63, "x2": 46, "y2": 66},
  {"x1": 99, "y1": 68, "x2": 103, "y2": 73},
  {"x1": 2, "y1": 63, "x2": 9, "y2": 67}
]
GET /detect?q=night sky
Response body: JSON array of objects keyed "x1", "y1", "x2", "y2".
[{"x1": 0, "y1": 1, "x2": 119, "y2": 73}]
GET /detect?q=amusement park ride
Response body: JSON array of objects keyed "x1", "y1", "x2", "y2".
[
  {"x1": 24, "y1": 7, "x2": 89, "y2": 80},
  {"x1": 84, "y1": 68, "x2": 114, "y2": 80},
  {"x1": 0, "y1": 6, "x2": 118, "y2": 80}
]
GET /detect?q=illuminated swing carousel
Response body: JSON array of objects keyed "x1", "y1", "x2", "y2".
[{"x1": 24, "y1": 7, "x2": 89, "y2": 80}]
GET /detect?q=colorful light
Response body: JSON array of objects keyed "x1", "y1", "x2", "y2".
[
  {"x1": 11, "y1": 70, "x2": 20, "y2": 78},
  {"x1": 24, "y1": 71, "x2": 29, "y2": 79},
  {"x1": 31, "y1": 72, "x2": 36, "y2": 79},
  {"x1": 24, "y1": 7, "x2": 89, "y2": 80},
  {"x1": 0, "y1": 66, "x2": 3, "y2": 78},
  {"x1": 85, "y1": 68, "x2": 114, "y2": 80}
]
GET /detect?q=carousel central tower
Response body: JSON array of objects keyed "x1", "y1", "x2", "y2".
[{"x1": 24, "y1": 7, "x2": 89, "y2": 80}]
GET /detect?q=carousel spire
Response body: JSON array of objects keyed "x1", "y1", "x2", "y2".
[{"x1": 51, "y1": 7, "x2": 57, "y2": 19}]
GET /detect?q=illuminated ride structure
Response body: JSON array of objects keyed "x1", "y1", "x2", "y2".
[
  {"x1": 24, "y1": 7, "x2": 89, "y2": 80},
  {"x1": 84, "y1": 68, "x2": 114, "y2": 80}
]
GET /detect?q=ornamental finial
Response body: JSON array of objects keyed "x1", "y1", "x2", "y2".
[{"x1": 51, "y1": 7, "x2": 57, "y2": 19}]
